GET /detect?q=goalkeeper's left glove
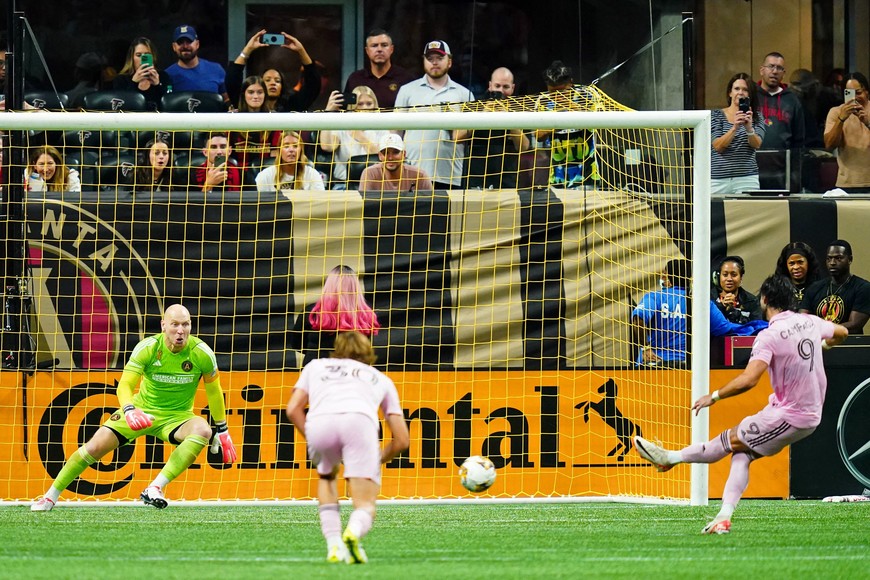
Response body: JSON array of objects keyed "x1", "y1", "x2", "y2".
[{"x1": 210, "y1": 421, "x2": 237, "y2": 464}]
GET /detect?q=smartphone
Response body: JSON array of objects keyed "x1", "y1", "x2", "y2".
[
  {"x1": 738, "y1": 96, "x2": 750, "y2": 113},
  {"x1": 140, "y1": 53, "x2": 153, "y2": 68},
  {"x1": 845, "y1": 88, "x2": 857, "y2": 102},
  {"x1": 214, "y1": 154, "x2": 227, "y2": 167},
  {"x1": 342, "y1": 92, "x2": 358, "y2": 108},
  {"x1": 261, "y1": 33, "x2": 284, "y2": 46}
]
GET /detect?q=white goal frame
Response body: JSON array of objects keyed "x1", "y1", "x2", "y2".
[{"x1": 1, "y1": 109, "x2": 712, "y2": 506}]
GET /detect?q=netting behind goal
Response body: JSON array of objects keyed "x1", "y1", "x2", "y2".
[{"x1": 0, "y1": 92, "x2": 711, "y2": 504}]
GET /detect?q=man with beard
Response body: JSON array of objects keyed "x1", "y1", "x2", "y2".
[
  {"x1": 394, "y1": 40, "x2": 474, "y2": 190},
  {"x1": 800, "y1": 239, "x2": 870, "y2": 333},
  {"x1": 359, "y1": 134, "x2": 433, "y2": 194},
  {"x1": 165, "y1": 25, "x2": 229, "y2": 104},
  {"x1": 756, "y1": 52, "x2": 805, "y2": 190},
  {"x1": 343, "y1": 29, "x2": 414, "y2": 109}
]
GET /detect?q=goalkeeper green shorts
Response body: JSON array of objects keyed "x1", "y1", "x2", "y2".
[{"x1": 103, "y1": 408, "x2": 198, "y2": 445}]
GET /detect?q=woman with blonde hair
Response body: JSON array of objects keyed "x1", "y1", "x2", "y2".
[
  {"x1": 319, "y1": 86, "x2": 387, "y2": 189},
  {"x1": 27, "y1": 145, "x2": 81, "y2": 193},
  {"x1": 255, "y1": 130, "x2": 325, "y2": 195}
]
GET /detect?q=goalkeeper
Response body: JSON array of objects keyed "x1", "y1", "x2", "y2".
[{"x1": 31, "y1": 304, "x2": 237, "y2": 511}]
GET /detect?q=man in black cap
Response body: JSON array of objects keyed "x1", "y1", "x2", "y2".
[{"x1": 165, "y1": 24, "x2": 228, "y2": 103}]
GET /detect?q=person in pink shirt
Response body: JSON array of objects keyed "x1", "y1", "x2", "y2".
[
  {"x1": 634, "y1": 275, "x2": 848, "y2": 535},
  {"x1": 286, "y1": 331, "x2": 409, "y2": 564}
]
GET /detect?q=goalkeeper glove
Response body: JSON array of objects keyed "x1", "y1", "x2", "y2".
[
  {"x1": 210, "y1": 421, "x2": 237, "y2": 464},
  {"x1": 123, "y1": 404, "x2": 154, "y2": 431}
]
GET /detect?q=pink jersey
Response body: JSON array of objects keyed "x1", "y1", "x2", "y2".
[
  {"x1": 294, "y1": 357, "x2": 403, "y2": 426},
  {"x1": 748, "y1": 310, "x2": 837, "y2": 429}
]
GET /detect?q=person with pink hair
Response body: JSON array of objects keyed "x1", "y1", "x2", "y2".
[{"x1": 292, "y1": 265, "x2": 380, "y2": 365}]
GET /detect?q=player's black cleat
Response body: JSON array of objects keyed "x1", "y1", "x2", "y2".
[{"x1": 140, "y1": 485, "x2": 168, "y2": 509}]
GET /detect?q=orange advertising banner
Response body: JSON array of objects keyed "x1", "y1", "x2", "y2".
[{"x1": 0, "y1": 369, "x2": 786, "y2": 501}]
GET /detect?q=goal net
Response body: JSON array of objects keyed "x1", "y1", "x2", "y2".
[{"x1": 0, "y1": 88, "x2": 711, "y2": 505}]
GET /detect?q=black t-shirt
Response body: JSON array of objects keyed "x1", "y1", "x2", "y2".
[
  {"x1": 800, "y1": 275, "x2": 870, "y2": 324},
  {"x1": 467, "y1": 129, "x2": 522, "y2": 190}
]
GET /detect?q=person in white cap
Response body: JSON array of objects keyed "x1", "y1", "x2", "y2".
[
  {"x1": 359, "y1": 134, "x2": 433, "y2": 194},
  {"x1": 394, "y1": 40, "x2": 474, "y2": 190}
]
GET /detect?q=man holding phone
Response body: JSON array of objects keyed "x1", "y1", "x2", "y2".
[
  {"x1": 823, "y1": 72, "x2": 870, "y2": 192},
  {"x1": 194, "y1": 133, "x2": 242, "y2": 194}
]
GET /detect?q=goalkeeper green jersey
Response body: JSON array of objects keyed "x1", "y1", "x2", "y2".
[{"x1": 125, "y1": 334, "x2": 218, "y2": 413}]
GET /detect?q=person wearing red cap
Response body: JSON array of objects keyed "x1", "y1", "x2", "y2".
[{"x1": 394, "y1": 39, "x2": 474, "y2": 190}]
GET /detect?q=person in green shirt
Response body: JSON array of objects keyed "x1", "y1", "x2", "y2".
[{"x1": 31, "y1": 304, "x2": 237, "y2": 511}]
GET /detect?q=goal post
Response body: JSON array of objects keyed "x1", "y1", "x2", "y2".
[{"x1": 0, "y1": 102, "x2": 712, "y2": 505}]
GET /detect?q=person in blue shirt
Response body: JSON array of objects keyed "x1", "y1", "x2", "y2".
[
  {"x1": 164, "y1": 25, "x2": 229, "y2": 105},
  {"x1": 632, "y1": 259, "x2": 691, "y2": 367}
]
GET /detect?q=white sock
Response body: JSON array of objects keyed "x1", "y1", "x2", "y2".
[
  {"x1": 45, "y1": 486, "x2": 61, "y2": 502},
  {"x1": 717, "y1": 502, "x2": 736, "y2": 520},
  {"x1": 150, "y1": 474, "x2": 170, "y2": 490}
]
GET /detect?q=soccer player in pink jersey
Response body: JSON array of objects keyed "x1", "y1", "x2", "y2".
[
  {"x1": 286, "y1": 331, "x2": 409, "y2": 564},
  {"x1": 634, "y1": 275, "x2": 848, "y2": 534}
]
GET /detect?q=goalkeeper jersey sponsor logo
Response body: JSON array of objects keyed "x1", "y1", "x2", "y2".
[{"x1": 150, "y1": 373, "x2": 197, "y2": 384}]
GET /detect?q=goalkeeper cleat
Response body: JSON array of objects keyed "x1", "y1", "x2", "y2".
[
  {"x1": 140, "y1": 485, "x2": 168, "y2": 509},
  {"x1": 702, "y1": 517, "x2": 731, "y2": 535},
  {"x1": 326, "y1": 543, "x2": 350, "y2": 564},
  {"x1": 634, "y1": 436, "x2": 675, "y2": 472},
  {"x1": 342, "y1": 529, "x2": 368, "y2": 564},
  {"x1": 31, "y1": 497, "x2": 55, "y2": 512}
]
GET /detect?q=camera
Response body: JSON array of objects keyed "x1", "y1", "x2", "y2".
[
  {"x1": 214, "y1": 154, "x2": 227, "y2": 167},
  {"x1": 261, "y1": 33, "x2": 284, "y2": 46},
  {"x1": 737, "y1": 96, "x2": 750, "y2": 113},
  {"x1": 483, "y1": 90, "x2": 507, "y2": 100},
  {"x1": 342, "y1": 91, "x2": 357, "y2": 108},
  {"x1": 140, "y1": 53, "x2": 153, "y2": 68},
  {"x1": 845, "y1": 88, "x2": 857, "y2": 102}
]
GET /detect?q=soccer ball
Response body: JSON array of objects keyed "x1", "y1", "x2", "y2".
[{"x1": 459, "y1": 455, "x2": 496, "y2": 492}]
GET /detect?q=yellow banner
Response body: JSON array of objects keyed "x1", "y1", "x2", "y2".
[{"x1": 0, "y1": 369, "x2": 786, "y2": 501}]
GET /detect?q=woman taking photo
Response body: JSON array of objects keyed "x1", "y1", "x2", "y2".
[
  {"x1": 823, "y1": 72, "x2": 870, "y2": 193},
  {"x1": 711, "y1": 73, "x2": 766, "y2": 194},
  {"x1": 319, "y1": 86, "x2": 387, "y2": 189},
  {"x1": 112, "y1": 37, "x2": 170, "y2": 111}
]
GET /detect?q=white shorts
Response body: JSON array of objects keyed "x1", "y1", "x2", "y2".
[
  {"x1": 737, "y1": 406, "x2": 816, "y2": 457},
  {"x1": 711, "y1": 175, "x2": 760, "y2": 195},
  {"x1": 305, "y1": 413, "x2": 382, "y2": 483}
]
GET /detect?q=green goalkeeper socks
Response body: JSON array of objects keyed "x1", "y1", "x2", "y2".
[
  {"x1": 50, "y1": 446, "x2": 98, "y2": 499},
  {"x1": 159, "y1": 434, "x2": 209, "y2": 483}
]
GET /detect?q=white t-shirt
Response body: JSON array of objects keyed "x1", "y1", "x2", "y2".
[
  {"x1": 294, "y1": 357, "x2": 402, "y2": 426},
  {"x1": 255, "y1": 163, "x2": 325, "y2": 196},
  {"x1": 329, "y1": 129, "x2": 388, "y2": 182}
]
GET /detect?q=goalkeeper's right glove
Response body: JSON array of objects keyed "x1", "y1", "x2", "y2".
[{"x1": 123, "y1": 404, "x2": 154, "y2": 431}]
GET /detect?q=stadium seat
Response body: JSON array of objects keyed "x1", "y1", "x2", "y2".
[
  {"x1": 100, "y1": 153, "x2": 138, "y2": 191},
  {"x1": 346, "y1": 153, "x2": 380, "y2": 191},
  {"x1": 24, "y1": 91, "x2": 70, "y2": 111},
  {"x1": 160, "y1": 92, "x2": 227, "y2": 113},
  {"x1": 83, "y1": 90, "x2": 148, "y2": 112},
  {"x1": 313, "y1": 148, "x2": 335, "y2": 189},
  {"x1": 65, "y1": 150, "x2": 101, "y2": 192}
]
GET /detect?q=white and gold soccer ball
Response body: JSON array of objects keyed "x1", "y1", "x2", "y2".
[{"x1": 459, "y1": 455, "x2": 496, "y2": 492}]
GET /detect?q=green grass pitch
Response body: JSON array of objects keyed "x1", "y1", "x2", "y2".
[{"x1": 2, "y1": 501, "x2": 868, "y2": 578}]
